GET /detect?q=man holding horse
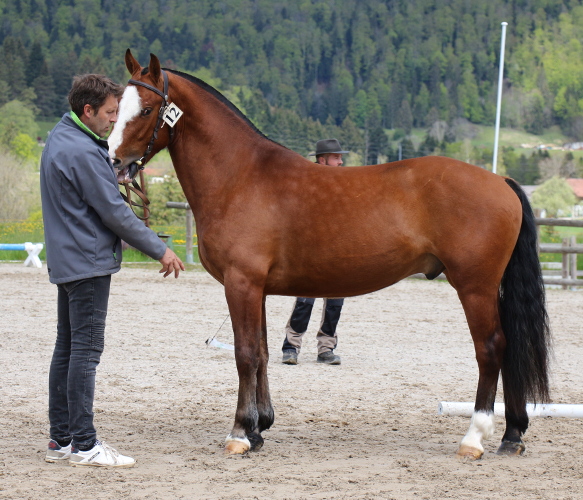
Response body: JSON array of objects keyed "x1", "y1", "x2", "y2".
[
  {"x1": 40, "y1": 73, "x2": 184, "y2": 467},
  {"x1": 281, "y1": 139, "x2": 349, "y2": 366}
]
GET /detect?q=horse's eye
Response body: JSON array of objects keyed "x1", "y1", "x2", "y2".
[{"x1": 141, "y1": 108, "x2": 152, "y2": 116}]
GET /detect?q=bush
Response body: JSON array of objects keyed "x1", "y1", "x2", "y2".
[
  {"x1": 145, "y1": 172, "x2": 188, "y2": 225},
  {"x1": 0, "y1": 147, "x2": 40, "y2": 221},
  {"x1": 531, "y1": 176, "x2": 577, "y2": 217}
]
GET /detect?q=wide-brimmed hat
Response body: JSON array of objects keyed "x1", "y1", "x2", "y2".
[{"x1": 309, "y1": 138, "x2": 350, "y2": 156}]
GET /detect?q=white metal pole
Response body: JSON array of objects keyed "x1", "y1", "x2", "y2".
[
  {"x1": 492, "y1": 21, "x2": 508, "y2": 174},
  {"x1": 438, "y1": 401, "x2": 583, "y2": 418}
]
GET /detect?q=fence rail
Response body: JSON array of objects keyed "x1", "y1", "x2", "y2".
[
  {"x1": 535, "y1": 218, "x2": 582, "y2": 288},
  {"x1": 164, "y1": 203, "x2": 582, "y2": 288},
  {"x1": 411, "y1": 218, "x2": 582, "y2": 288},
  {"x1": 538, "y1": 244, "x2": 583, "y2": 254},
  {"x1": 535, "y1": 218, "x2": 583, "y2": 228}
]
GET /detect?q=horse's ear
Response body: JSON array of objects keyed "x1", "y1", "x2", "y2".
[
  {"x1": 148, "y1": 53, "x2": 162, "y2": 85},
  {"x1": 125, "y1": 49, "x2": 141, "y2": 75}
]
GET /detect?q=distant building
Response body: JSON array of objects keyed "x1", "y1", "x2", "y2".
[
  {"x1": 520, "y1": 185, "x2": 538, "y2": 201},
  {"x1": 566, "y1": 178, "x2": 583, "y2": 202}
]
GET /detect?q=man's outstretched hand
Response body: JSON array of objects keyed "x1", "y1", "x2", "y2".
[{"x1": 158, "y1": 247, "x2": 185, "y2": 278}]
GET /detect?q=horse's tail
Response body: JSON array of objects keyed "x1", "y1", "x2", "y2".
[{"x1": 500, "y1": 178, "x2": 551, "y2": 416}]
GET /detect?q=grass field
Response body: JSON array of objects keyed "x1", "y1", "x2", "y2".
[
  {"x1": 1, "y1": 220, "x2": 579, "y2": 269},
  {"x1": 0, "y1": 221, "x2": 199, "y2": 264}
]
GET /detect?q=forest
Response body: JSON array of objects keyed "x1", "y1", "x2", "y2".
[{"x1": 0, "y1": 0, "x2": 583, "y2": 170}]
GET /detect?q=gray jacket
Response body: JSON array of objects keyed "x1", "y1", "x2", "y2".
[{"x1": 40, "y1": 113, "x2": 167, "y2": 284}]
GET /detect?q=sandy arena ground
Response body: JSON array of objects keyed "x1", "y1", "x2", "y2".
[{"x1": 1, "y1": 262, "x2": 582, "y2": 499}]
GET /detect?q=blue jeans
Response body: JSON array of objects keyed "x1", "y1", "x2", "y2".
[{"x1": 48, "y1": 275, "x2": 111, "y2": 449}]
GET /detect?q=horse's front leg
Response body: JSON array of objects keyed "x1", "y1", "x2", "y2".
[
  {"x1": 457, "y1": 291, "x2": 505, "y2": 460},
  {"x1": 223, "y1": 272, "x2": 272, "y2": 454},
  {"x1": 253, "y1": 296, "x2": 274, "y2": 450}
]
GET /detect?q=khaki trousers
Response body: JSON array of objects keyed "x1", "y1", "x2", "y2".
[{"x1": 282, "y1": 297, "x2": 344, "y2": 355}]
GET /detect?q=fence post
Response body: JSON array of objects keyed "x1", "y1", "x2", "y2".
[
  {"x1": 533, "y1": 209, "x2": 541, "y2": 255},
  {"x1": 186, "y1": 207, "x2": 194, "y2": 264},
  {"x1": 570, "y1": 235, "x2": 577, "y2": 285},
  {"x1": 165, "y1": 201, "x2": 196, "y2": 264},
  {"x1": 562, "y1": 238, "x2": 569, "y2": 290}
]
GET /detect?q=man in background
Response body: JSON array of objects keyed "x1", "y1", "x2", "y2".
[{"x1": 281, "y1": 139, "x2": 349, "y2": 366}]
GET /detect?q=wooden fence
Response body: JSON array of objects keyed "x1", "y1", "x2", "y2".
[
  {"x1": 166, "y1": 202, "x2": 195, "y2": 264},
  {"x1": 406, "y1": 217, "x2": 583, "y2": 288},
  {"x1": 536, "y1": 218, "x2": 583, "y2": 288},
  {"x1": 166, "y1": 202, "x2": 582, "y2": 288}
]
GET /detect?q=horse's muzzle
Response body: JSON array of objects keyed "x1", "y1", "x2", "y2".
[{"x1": 116, "y1": 162, "x2": 141, "y2": 184}]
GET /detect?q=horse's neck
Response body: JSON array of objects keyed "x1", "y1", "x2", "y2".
[{"x1": 167, "y1": 82, "x2": 274, "y2": 222}]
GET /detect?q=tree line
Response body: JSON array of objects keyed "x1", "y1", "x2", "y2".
[{"x1": 1, "y1": 0, "x2": 582, "y2": 166}]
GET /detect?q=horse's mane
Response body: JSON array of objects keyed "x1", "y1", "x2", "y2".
[{"x1": 160, "y1": 67, "x2": 281, "y2": 146}]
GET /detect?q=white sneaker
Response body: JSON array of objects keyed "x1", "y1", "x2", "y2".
[
  {"x1": 45, "y1": 440, "x2": 72, "y2": 462},
  {"x1": 69, "y1": 439, "x2": 136, "y2": 468}
]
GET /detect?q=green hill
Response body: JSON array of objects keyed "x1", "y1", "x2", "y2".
[{"x1": 1, "y1": 0, "x2": 582, "y2": 175}]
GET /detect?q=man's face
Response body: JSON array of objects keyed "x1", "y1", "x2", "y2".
[
  {"x1": 82, "y1": 95, "x2": 119, "y2": 138},
  {"x1": 318, "y1": 153, "x2": 343, "y2": 167}
]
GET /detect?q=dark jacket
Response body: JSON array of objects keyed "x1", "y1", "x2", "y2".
[{"x1": 40, "y1": 113, "x2": 167, "y2": 284}]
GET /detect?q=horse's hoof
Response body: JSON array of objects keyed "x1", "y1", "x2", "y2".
[
  {"x1": 496, "y1": 440, "x2": 525, "y2": 456},
  {"x1": 248, "y1": 432, "x2": 264, "y2": 452},
  {"x1": 456, "y1": 444, "x2": 483, "y2": 461},
  {"x1": 224, "y1": 436, "x2": 250, "y2": 455}
]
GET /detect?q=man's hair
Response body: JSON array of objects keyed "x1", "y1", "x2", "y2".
[{"x1": 68, "y1": 74, "x2": 124, "y2": 116}]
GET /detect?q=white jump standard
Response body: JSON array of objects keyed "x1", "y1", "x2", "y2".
[{"x1": 0, "y1": 242, "x2": 43, "y2": 268}]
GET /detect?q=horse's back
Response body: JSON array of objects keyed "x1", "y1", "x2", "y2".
[{"x1": 269, "y1": 155, "x2": 521, "y2": 245}]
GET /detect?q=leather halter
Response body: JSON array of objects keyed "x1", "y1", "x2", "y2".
[
  {"x1": 120, "y1": 70, "x2": 174, "y2": 226},
  {"x1": 127, "y1": 69, "x2": 173, "y2": 175}
]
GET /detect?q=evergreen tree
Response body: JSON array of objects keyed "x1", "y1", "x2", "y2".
[
  {"x1": 26, "y1": 42, "x2": 45, "y2": 86},
  {"x1": 395, "y1": 99, "x2": 413, "y2": 134},
  {"x1": 0, "y1": 37, "x2": 27, "y2": 101},
  {"x1": 0, "y1": 0, "x2": 581, "y2": 137},
  {"x1": 33, "y1": 64, "x2": 58, "y2": 118}
]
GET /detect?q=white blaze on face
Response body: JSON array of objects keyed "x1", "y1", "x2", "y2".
[{"x1": 108, "y1": 85, "x2": 142, "y2": 158}]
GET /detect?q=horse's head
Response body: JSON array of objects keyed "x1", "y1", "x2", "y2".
[{"x1": 109, "y1": 50, "x2": 174, "y2": 184}]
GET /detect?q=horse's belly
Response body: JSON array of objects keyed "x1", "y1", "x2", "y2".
[{"x1": 264, "y1": 252, "x2": 439, "y2": 297}]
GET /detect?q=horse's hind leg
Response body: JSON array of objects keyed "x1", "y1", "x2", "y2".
[
  {"x1": 223, "y1": 271, "x2": 272, "y2": 454},
  {"x1": 497, "y1": 375, "x2": 528, "y2": 455},
  {"x1": 456, "y1": 288, "x2": 506, "y2": 460}
]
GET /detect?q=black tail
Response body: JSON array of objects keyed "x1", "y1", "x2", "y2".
[{"x1": 500, "y1": 179, "x2": 551, "y2": 416}]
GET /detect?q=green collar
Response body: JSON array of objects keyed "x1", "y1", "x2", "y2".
[{"x1": 70, "y1": 111, "x2": 103, "y2": 140}]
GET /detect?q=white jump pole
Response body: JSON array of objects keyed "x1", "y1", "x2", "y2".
[
  {"x1": 0, "y1": 242, "x2": 43, "y2": 268},
  {"x1": 439, "y1": 401, "x2": 583, "y2": 418},
  {"x1": 492, "y1": 21, "x2": 508, "y2": 175}
]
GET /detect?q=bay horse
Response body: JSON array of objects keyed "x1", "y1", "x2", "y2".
[{"x1": 109, "y1": 50, "x2": 550, "y2": 460}]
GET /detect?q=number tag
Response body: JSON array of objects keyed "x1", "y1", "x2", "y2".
[{"x1": 163, "y1": 103, "x2": 183, "y2": 127}]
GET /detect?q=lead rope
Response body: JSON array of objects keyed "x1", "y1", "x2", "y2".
[{"x1": 120, "y1": 170, "x2": 151, "y2": 226}]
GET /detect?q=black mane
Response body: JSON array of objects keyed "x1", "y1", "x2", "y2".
[{"x1": 163, "y1": 67, "x2": 275, "y2": 143}]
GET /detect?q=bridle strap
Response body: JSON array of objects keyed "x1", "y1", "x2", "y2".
[
  {"x1": 127, "y1": 70, "x2": 173, "y2": 167},
  {"x1": 119, "y1": 70, "x2": 173, "y2": 227},
  {"x1": 128, "y1": 70, "x2": 169, "y2": 102}
]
